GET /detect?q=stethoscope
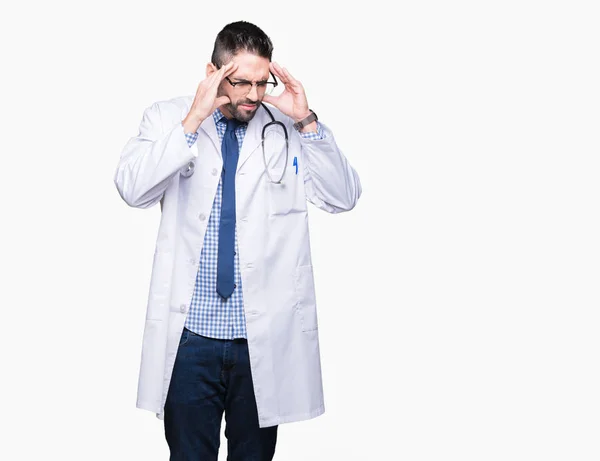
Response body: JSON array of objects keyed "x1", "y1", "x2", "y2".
[{"x1": 181, "y1": 102, "x2": 289, "y2": 184}]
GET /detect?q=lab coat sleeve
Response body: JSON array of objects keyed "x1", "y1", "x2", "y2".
[
  {"x1": 113, "y1": 102, "x2": 197, "y2": 209},
  {"x1": 299, "y1": 121, "x2": 362, "y2": 213}
]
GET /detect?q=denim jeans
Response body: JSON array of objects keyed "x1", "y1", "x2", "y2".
[{"x1": 164, "y1": 328, "x2": 278, "y2": 461}]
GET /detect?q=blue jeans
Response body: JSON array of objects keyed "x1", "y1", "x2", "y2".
[{"x1": 164, "y1": 328, "x2": 278, "y2": 461}]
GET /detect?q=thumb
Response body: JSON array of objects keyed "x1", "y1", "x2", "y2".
[
  {"x1": 261, "y1": 94, "x2": 276, "y2": 105},
  {"x1": 214, "y1": 95, "x2": 231, "y2": 108}
]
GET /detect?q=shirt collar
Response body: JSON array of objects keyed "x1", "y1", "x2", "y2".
[
  {"x1": 212, "y1": 107, "x2": 225, "y2": 126},
  {"x1": 212, "y1": 107, "x2": 249, "y2": 127}
]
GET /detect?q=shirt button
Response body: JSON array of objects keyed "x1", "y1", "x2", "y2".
[
  {"x1": 212, "y1": 168, "x2": 218, "y2": 176},
  {"x1": 199, "y1": 213, "x2": 206, "y2": 221},
  {"x1": 180, "y1": 304, "x2": 187, "y2": 313},
  {"x1": 241, "y1": 217, "x2": 248, "y2": 222},
  {"x1": 246, "y1": 263, "x2": 253, "y2": 268},
  {"x1": 234, "y1": 284, "x2": 237, "y2": 289}
]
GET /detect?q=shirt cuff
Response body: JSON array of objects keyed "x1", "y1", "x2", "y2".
[
  {"x1": 297, "y1": 121, "x2": 326, "y2": 140},
  {"x1": 185, "y1": 131, "x2": 199, "y2": 147}
]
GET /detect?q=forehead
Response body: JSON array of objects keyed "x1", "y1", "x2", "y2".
[{"x1": 228, "y1": 51, "x2": 270, "y2": 80}]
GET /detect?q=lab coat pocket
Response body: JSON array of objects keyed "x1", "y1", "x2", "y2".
[
  {"x1": 266, "y1": 167, "x2": 304, "y2": 216},
  {"x1": 294, "y1": 265, "x2": 318, "y2": 332}
]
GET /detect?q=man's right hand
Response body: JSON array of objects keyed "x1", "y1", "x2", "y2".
[{"x1": 182, "y1": 61, "x2": 239, "y2": 134}]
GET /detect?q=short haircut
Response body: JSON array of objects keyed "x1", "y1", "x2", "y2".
[{"x1": 211, "y1": 21, "x2": 274, "y2": 67}]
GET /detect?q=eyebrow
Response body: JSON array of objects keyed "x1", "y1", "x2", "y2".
[{"x1": 231, "y1": 75, "x2": 270, "y2": 83}]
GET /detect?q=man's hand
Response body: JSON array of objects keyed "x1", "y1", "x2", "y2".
[
  {"x1": 182, "y1": 62, "x2": 239, "y2": 133},
  {"x1": 262, "y1": 62, "x2": 314, "y2": 130}
]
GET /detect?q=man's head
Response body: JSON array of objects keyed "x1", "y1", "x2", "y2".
[{"x1": 207, "y1": 21, "x2": 275, "y2": 123}]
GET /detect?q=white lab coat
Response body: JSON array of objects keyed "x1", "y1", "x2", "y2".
[{"x1": 113, "y1": 95, "x2": 361, "y2": 427}]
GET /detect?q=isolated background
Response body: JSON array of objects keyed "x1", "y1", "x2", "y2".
[{"x1": 1, "y1": 1, "x2": 599, "y2": 460}]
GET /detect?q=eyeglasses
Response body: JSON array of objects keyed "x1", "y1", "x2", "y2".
[
  {"x1": 224, "y1": 73, "x2": 278, "y2": 95},
  {"x1": 215, "y1": 63, "x2": 279, "y2": 95}
]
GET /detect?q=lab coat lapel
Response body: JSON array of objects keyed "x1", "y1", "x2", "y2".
[
  {"x1": 237, "y1": 105, "x2": 266, "y2": 171},
  {"x1": 198, "y1": 115, "x2": 221, "y2": 160}
]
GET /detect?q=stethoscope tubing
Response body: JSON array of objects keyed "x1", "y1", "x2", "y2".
[{"x1": 260, "y1": 103, "x2": 288, "y2": 184}]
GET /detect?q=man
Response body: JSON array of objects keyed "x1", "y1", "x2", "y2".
[{"x1": 114, "y1": 20, "x2": 361, "y2": 460}]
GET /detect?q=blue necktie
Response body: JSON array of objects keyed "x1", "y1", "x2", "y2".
[{"x1": 216, "y1": 117, "x2": 244, "y2": 299}]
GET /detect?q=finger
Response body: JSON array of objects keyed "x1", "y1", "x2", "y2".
[
  {"x1": 277, "y1": 64, "x2": 290, "y2": 85},
  {"x1": 271, "y1": 62, "x2": 302, "y2": 95},
  {"x1": 205, "y1": 62, "x2": 224, "y2": 81},
  {"x1": 203, "y1": 66, "x2": 222, "y2": 88},
  {"x1": 269, "y1": 61, "x2": 281, "y2": 77},
  {"x1": 206, "y1": 62, "x2": 236, "y2": 87},
  {"x1": 282, "y1": 66, "x2": 295, "y2": 81},
  {"x1": 282, "y1": 67, "x2": 303, "y2": 92},
  {"x1": 206, "y1": 62, "x2": 237, "y2": 91},
  {"x1": 271, "y1": 62, "x2": 288, "y2": 84},
  {"x1": 220, "y1": 61, "x2": 236, "y2": 73},
  {"x1": 278, "y1": 65, "x2": 302, "y2": 93},
  {"x1": 282, "y1": 67, "x2": 300, "y2": 86},
  {"x1": 220, "y1": 61, "x2": 239, "y2": 80}
]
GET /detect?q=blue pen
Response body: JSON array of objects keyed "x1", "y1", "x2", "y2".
[{"x1": 293, "y1": 156, "x2": 298, "y2": 175}]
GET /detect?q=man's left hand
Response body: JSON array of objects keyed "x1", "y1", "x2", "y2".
[{"x1": 262, "y1": 62, "x2": 313, "y2": 126}]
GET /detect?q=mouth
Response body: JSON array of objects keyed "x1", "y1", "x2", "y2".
[{"x1": 239, "y1": 104, "x2": 257, "y2": 111}]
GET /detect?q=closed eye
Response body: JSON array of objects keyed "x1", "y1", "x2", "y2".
[{"x1": 232, "y1": 80, "x2": 269, "y2": 85}]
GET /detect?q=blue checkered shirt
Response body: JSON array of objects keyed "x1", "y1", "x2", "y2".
[{"x1": 183, "y1": 107, "x2": 325, "y2": 339}]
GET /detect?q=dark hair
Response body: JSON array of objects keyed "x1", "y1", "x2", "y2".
[{"x1": 211, "y1": 21, "x2": 274, "y2": 67}]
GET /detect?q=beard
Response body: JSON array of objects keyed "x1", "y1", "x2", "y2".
[
  {"x1": 219, "y1": 89, "x2": 259, "y2": 123},
  {"x1": 226, "y1": 99, "x2": 259, "y2": 123}
]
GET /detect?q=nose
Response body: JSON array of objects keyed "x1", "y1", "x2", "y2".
[{"x1": 247, "y1": 83, "x2": 259, "y2": 100}]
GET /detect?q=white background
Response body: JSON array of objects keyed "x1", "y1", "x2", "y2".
[{"x1": 1, "y1": 0, "x2": 599, "y2": 459}]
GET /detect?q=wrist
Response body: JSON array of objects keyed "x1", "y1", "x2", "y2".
[
  {"x1": 293, "y1": 109, "x2": 318, "y2": 132},
  {"x1": 293, "y1": 111, "x2": 312, "y2": 124},
  {"x1": 182, "y1": 113, "x2": 204, "y2": 134},
  {"x1": 299, "y1": 121, "x2": 318, "y2": 133}
]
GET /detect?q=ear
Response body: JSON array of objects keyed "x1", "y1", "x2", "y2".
[{"x1": 206, "y1": 62, "x2": 217, "y2": 78}]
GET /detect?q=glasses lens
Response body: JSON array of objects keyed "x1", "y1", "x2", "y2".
[
  {"x1": 232, "y1": 80, "x2": 276, "y2": 95},
  {"x1": 234, "y1": 82, "x2": 252, "y2": 93},
  {"x1": 255, "y1": 83, "x2": 275, "y2": 96},
  {"x1": 264, "y1": 83, "x2": 276, "y2": 95}
]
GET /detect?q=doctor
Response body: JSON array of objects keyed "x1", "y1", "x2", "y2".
[{"x1": 114, "y1": 20, "x2": 361, "y2": 461}]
